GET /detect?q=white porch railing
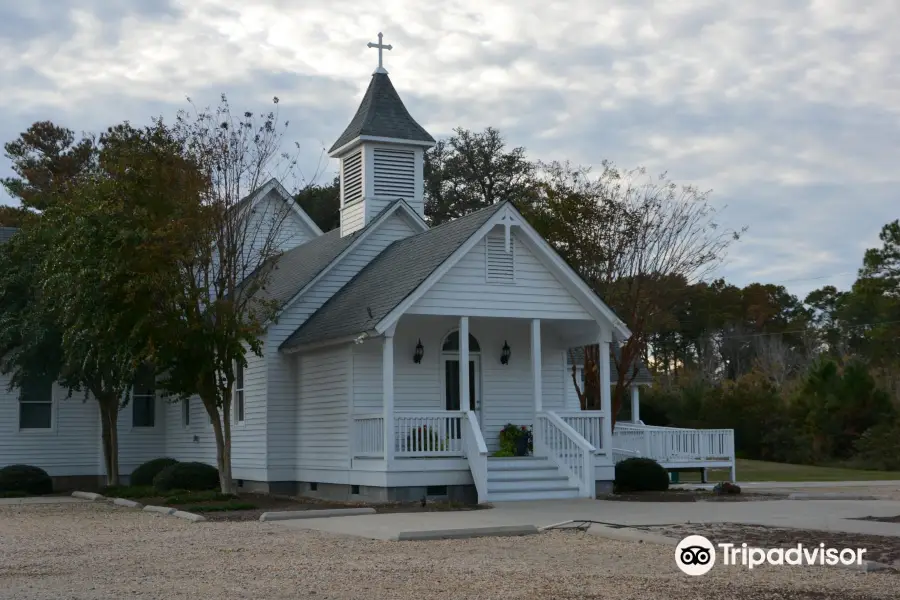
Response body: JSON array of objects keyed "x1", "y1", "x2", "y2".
[
  {"x1": 462, "y1": 411, "x2": 488, "y2": 504},
  {"x1": 612, "y1": 423, "x2": 735, "y2": 465},
  {"x1": 557, "y1": 411, "x2": 604, "y2": 452},
  {"x1": 534, "y1": 411, "x2": 595, "y2": 498},
  {"x1": 352, "y1": 414, "x2": 385, "y2": 457},
  {"x1": 394, "y1": 411, "x2": 465, "y2": 457}
]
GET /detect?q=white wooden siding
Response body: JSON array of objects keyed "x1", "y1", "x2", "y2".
[
  {"x1": 229, "y1": 347, "x2": 267, "y2": 478},
  {"x1": 161, "y1": 394, "x2": 217, "y2": 467},
  {"x1": 0, "y1": 376, "x2": 101, "y2": 476},
  {"x1": 409, "y1": 226, "x2": 593, "y2": 320},
  {"x1": 117, "y1": 392, "x2": 165, "y2": 474},
  {"x1": 296, "y1": 346, "x2": 349, "y2": 470},
  {"x1": 266, "y1": 212, "x2": 419, "y2": 476}
]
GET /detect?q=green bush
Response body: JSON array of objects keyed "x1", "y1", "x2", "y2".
[
  {"x1": 614, "y1": 457, "x2": 669, "y2": 492},
  {"x1": 853, "y1": 421, "x2": 900, "y2": 471},
  {"x1": 0, "y1": 490, "x2": 28, "y2": 498},
  {"x1": 0, "y1": 464, "x2": 53, "y2": 495},
  {"x1": 130, "y1": 458, "x2": 179, "y2": 487},
  {"x1": 152, "y1": 461, "x2": 220, "y2": 492}
]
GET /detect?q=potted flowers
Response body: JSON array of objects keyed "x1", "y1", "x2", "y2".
[{"x1": 498, "y1": 423, "x2": 533, "y2": 457}]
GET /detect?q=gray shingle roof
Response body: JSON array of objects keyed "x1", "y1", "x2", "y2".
[
  {"x1": 256, "y1": 228, "x2": 360, "y2": 306},
  {"x1": 566, "y1": 346, "x2": 653, "y2": 385},
  {"x1": 280, "y1": 202, "x2": 505, "y2": 350},
  {"x1": 0, "y1": 227, "x2": 18, "y2": 245},
  {"x1": 329, "y1": 72, "x2": 435, "y2": 153}
]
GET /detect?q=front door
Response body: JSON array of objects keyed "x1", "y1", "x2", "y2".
[{"x1": 443, "y1": 358, "x2": 482, "y2": 435}]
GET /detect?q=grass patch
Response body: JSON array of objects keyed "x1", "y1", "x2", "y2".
[
  {"x1": 0, "y1": 490, "x2": 28, "y2": 498},
  {"x1": 101, "y1": 485, "x2": 157, "y2": 499},
  {"x1": 164, "y1": 491, "x2": 236, "y2": 504},
  {"x1": 678, "y1": 459, "x2": 900, "y2": 483},
  {"x1": 183, "y1": 501, "x2": 257, "y2": 513}
]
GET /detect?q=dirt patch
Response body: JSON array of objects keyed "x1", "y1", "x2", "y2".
[
  {"x1": 602, "y1": 489, "x2": 780, "y2": 502},
  {"x1": 856, "y1": 515, "x2": 900, "y2": 524},
  {"x1": 635, "y1": 522, "x2": 900, "y2": 569}
]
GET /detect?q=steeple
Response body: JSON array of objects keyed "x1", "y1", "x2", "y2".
[{"x1": 330, "y1": 33, "x2": 435, "y2": 237}]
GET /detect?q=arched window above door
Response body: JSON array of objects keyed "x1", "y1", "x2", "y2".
[{"x1": 441, "y1": 330, "x2": 481, "y2": 353}]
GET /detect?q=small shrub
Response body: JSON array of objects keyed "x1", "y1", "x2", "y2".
[
  {"x1": 164, "y1": 491, "x2": 236, "y2": 504},
  {"x1": 130, "y1": 458, "x2": 179, "y2": 487},
  {"x1": 614, "y1": 457, "x2": 669, "y2": 493},
  {"x1": 184, "y1": 501, "x2": 256, "y2": 513},
  {"x1": 153, "y1": 462, "x2": 220, "y2": 492},
  {"x1": 0, "y1": 464, "x2": 53, "y2": 495},
  {"x1": 101, "y1": 485, "x2": 157, "y2": 499}
]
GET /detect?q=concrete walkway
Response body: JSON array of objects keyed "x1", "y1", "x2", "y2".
[{"x1": 273, "y1": 497, "x2": 900, "y2": 541}]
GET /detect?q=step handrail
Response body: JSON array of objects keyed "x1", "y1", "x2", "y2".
[
  {"x1": 534, "y1": 411, "x2": 595, "y2": 498},
  {"x1": 462, "y1": 411, "x2": 489, "y2": 504}
]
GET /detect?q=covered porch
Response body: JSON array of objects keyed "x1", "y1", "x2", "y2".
[{"x1": 348, "y1": 314, "x2": 616, "y2": 501}]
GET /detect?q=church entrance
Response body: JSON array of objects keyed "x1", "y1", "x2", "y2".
[{"x1": 440, "y1": 330, "x2": 483, "y2": 436}]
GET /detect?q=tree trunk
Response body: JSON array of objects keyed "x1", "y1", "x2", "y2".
[
  {"x1": 207, "y1": 400, "x2": 234, "y2": 494},
  {"x1": 99, "y1": 402, "x2": 120, "y2": 486}
]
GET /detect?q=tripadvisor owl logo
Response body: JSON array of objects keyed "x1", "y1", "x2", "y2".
[
  {"x1": 675, "y1": 534, "x2": 868, "y2": 575},
  {"x1": 675, "y1": 535, "x2": 716, "y2": 576}
]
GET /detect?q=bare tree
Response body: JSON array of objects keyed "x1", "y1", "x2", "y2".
[
  {"x1": 560, "y1": 163, "x2": 744, "y2": 426},
  {"x1": 151, "y1": 95, "x2": 309, "y2": 492}
]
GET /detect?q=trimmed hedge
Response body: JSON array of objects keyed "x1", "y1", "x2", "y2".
[
  {"x1": 153, "y1": 461, "x2": 220, "y2": 492},
  {"x1": 130, "y1": 458, "x2": 179, "y2": 487},
  {"x1": 614, "y1": 457, "x2": 669, "y2": 493},
  {"x1": 0, "y1": 464, "x2": 53, "y2": 495}
]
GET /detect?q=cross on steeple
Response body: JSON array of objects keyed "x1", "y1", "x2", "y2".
[{"x1": 367, "y1": 32, "x2": 392, "y2": 74}]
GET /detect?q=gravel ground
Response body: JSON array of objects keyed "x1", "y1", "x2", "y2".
[{"x1": 1, "y1": 502, "x2": 897, "y2": 600}]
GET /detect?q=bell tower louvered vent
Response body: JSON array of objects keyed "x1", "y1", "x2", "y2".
[
  {"x1": 373, "y1": 148, "x2": 415, "y2": 198},
  {"x1": 485, "y1": 233, "x2": 515, "y2": 283},
  {"x1": 329, "y1": 55, "x2": 435, "y2": 236},
  {"x1": 341, "y1": 150, "x2": 363, "y2": 205}
]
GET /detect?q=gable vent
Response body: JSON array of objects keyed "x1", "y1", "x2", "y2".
[
  {"x1": 485, "y1": 233, "x2": 515, "y2": 283},
  {"x1": 342, "y1": 150, "x2": 363, "y2": 205},
  {"x1": 373, "y1": 148, "x2": 415, "y2": 198}
]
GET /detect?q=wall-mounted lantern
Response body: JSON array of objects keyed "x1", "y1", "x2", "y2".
[
  {"x1": 500, "y1": 341, "x2": 511, "y2": 365},
  {"x1": 413, "y1": 339, "x2": 424, "y2": 364}
]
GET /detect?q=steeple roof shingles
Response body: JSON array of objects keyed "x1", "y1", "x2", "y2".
[{"x1": 329, "y1": 72, "x2": 434, "y2": 153}]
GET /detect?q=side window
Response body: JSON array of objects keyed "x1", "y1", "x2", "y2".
[
  {"x1": 234, "y1": 361, "x2": 245, "y2": 424},
  {"x1": 19, "y1": 378, "x2": 53, "y2": 430},
  {"x1": 182, "y1": 398, "x2": 190, "y2": 428},
  {"x1": 132, "y1": 364, "x2": 156, "y2": 428}
]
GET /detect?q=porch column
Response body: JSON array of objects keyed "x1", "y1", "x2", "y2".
[
  {"x1": 599, "y1": 329, "x2": 613, "y2": 451},
  {"x1": 631, "y1": 385, "x2": 640, "y2": 423},
  {"x1": 459, "y1": 316, "x2": 470, "y2": 413},
  {"x1": 531, "y1": 319, "x2": 542, "y2": 413},
  {"x1": 383, "y1": 331, "x2": 395, "y2": 463}
]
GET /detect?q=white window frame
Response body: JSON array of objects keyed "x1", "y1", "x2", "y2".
[
  {"x1": 18, "y1": 378, "x2": 55, "y2": 432},
  {"x1": 233, "y1": 361, "x2": 245, "y2": 425}
]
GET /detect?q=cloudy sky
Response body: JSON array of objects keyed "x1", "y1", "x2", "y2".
[{"x1": 1, "y1": 0, "x2": 897, "y2": 299}]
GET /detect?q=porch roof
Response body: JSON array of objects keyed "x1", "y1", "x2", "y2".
[
  {"x1": 279, "y1": 203, "x2": 505, "y2": 351},
  {"x1": 566, "y1": 346, "x2": 654, "y2": 385}
]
